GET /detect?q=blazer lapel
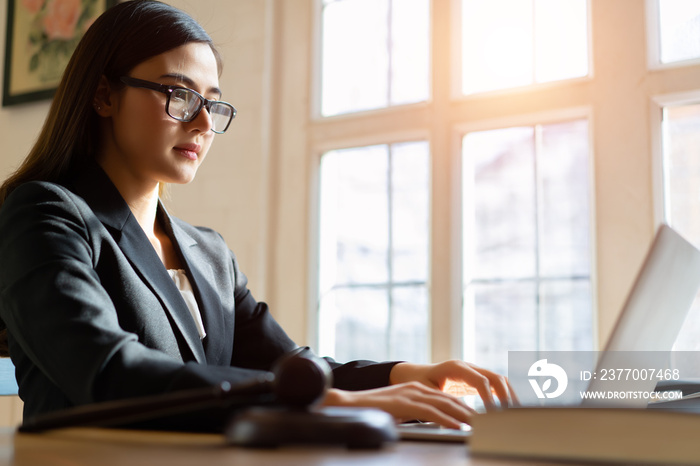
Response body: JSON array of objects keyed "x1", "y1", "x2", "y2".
[
  {"x1": 68, "y1": 165, "x2": 207, "y2": 364},
  {"x1": 164, "y1": 213, "x2": 230, "y2": 365},
  {"x1": 117, "y1": 215, "x2": 207, "y2": 364}
]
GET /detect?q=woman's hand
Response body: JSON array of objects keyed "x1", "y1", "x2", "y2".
[
  {"x1": 321, "y1": 383, "x2": 476, "y2": 429},
  {"x1": 388, "y1": 360, "x2": 517, "y2": 411},
  {"x1": 320, "y1": 360, "x2": 517, "y2": 428}
]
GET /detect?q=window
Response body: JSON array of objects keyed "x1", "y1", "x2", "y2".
[
  {"x1": 312, "y1": 0, "x2": 594, "y2": 366},
  {"x1": 318, "y1": 142, "x2": 430, "y2": 362},
  {"x1": 264, "y1": 0, "x2": 700, "y2": 372},
  {"x1": 650, "y1": 2, "x2": 700, "y2": 351},
  {"x1": 461, "y1": 0, "x2": 589, "y2": 95},
  {"x1": 462, "y1": 119, "x2": 593, "y2": 373},
  {"x1": 661, "y1": 102, "x2": 700, "y2": 236},
  {"x1": 655, "y1": 0, "x2": 700, "y2": 65},
  {"x1": 320, "y1": 0, "x2": 430, "y2": 116},
  {"x1": 658, "y1": 100, "x2": 700, "y2": 351}
]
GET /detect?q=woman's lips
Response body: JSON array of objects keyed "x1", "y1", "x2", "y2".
[{"x1": 174, "y1": 143, "x2": 201, "y2": 160}]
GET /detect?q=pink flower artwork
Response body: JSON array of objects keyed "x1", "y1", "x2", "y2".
[
  {"x1": 42, "y1": 0, "x2": 81, "y2": 41},
  {"x1": 21, "y1": 0, "x2": 45, "y2": 15}
]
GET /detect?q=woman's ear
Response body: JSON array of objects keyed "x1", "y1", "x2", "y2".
[{"x1": 93, "y1": 75, "x2": 115, "y2": 117}]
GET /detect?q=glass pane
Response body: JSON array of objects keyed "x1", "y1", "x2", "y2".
[
  {"x1": 538, "y1": 120, "x2": 591, "y2": 277},
  {"x1": 320, "y1": 0, "x2": 430, "y2": 116},
  {"x1": 658, "y1": 0, "x2": 700, "y2": 64},
  {"x1": 319, "y1": 145, "x2": 389, "y2": 290},
  {"x1": 319, "y1": 287, "x2": 389, "y2": 361},
  {"x1": 391, "y1": 0, "x2": 430, "y2": 105},
  {"x1": 534, "y1": 0, "x2": 589, "y2": 82},
  {"x1": 390, "y1": 285, "x2": 429, "y2": 363},
  {"x1": 463, "y1": 127, "x2": 536, "y2": 280},
  {"x1": 462, "y1": 0, "x2": 589, "y2": 94},
  {"x1": 662, "y1": 102, "x2": 700, "y2": 351},
  {"x1": 463, "y1": 120, "x2": 593, "y2": 373},
  {"x1": 541, "y1": 279, "x2": 593, "y2": 351},
  {"x1": 317, "y1": 140, "x2": 431, "y2": 361},
  {"x1": 663, "y1": 103, "x2": 700, "y2": 241},
  {"x1": 462, "y1": 0, "x2": 533, "y2": 94},
  {"x1": 466, "y1": 281, "x2": 537, "y2": 375},
  {"x1": 392, "y1": 141, "x2": 430, "y2": 282},
  {"x1": 321, "y1": 0, "x2": 389, "y2": 116}
]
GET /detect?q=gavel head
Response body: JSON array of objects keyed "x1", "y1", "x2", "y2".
[{"x1": 271, "y1": 348, "x2": 332, "y2": 407}]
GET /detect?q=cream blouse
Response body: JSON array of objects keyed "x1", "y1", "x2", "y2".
[{"x1": 167, "y1": 269, "x2": 206, "y2": 339}]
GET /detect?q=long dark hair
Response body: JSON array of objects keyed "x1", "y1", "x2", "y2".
[{"x1": 0, "y1": 0, "x2": 222, "y2": 357}]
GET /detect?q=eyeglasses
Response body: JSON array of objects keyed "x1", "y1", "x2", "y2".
[{"x1": 119, "y1": 76, "x2": 236, "y2": 134}]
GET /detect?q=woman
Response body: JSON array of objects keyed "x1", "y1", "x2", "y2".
[{"x1": 0, "y1": 0, "x2": 512, "y2": 431}]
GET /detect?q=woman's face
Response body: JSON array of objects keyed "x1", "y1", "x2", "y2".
[{"x1": 101, "y1": 42, "x2": 222, "y2": 188}]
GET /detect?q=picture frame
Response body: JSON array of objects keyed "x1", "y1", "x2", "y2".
[{"x1": 2, "y1": 0, "x2": 118, "y2": 107}]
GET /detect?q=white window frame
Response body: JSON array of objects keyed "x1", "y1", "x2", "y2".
[
  {"x1": 456, "y1": 106, "x2": 598, "y2": 361},
  {"x1": 311, "y1": 0, "x2": 434, "y2": 120},
  {"x1": 306, "y1": 129, "x2": 433, "y2": 353},
  {"x1": 451, "y1": 0, "x2": 595, "y2": 101},
  {"x1": 307, "y1": 0, "x2": 598, "y2": 361},
  {"x1": 265, "y1": 0, "x2": 700, "y2": 363},
  {"x1": 646, "y1": 0, "x2": 700, "y2": 71},
  {"x1": 650, "y1": 90, "x2": 700, "y2": 225}
]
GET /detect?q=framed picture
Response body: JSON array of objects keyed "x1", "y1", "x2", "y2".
[{"x1": 2, "y1": 0, "x2": 118, "y2": 107}]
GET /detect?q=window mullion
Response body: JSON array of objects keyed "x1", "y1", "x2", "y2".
[
  {"x1": 534, "y1": 124, "x2": 544, "y2": 352},
  {"x1": 387, "y1": 145, "x2": 395, "y2": 360},
  {"x1": 531, "y1": 0, "x2": 537, "y2": 85},
  {"x1": 430, "y1": 0, "x2": 459, "y2": 363},
  {"x1": 387, "y1": 0, "x2": 393, "y2": 107}
]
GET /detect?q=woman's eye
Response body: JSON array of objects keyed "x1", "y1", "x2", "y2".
[{"x1": 172, "y1": 89, "x2": 189, "y2": 102}]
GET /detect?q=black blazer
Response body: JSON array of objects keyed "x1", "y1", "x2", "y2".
[{"x1": 0, "y1": 164, "x2": 397, "y2": 429}]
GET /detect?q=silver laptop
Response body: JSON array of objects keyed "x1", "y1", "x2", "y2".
[
  {"x1": 583, "y1": 223, "x2": 700, "y2": 406},
  {"x1": 600, "y1": 223, "x2": 700, "y2": 353},
  {"x1": 398, "y1": 223, "x2": 700, "y2": 440}
]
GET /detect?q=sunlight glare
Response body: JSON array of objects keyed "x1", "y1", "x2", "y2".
[{"x1": 462, "y1": 0, "x2": 588, "y2": 95}]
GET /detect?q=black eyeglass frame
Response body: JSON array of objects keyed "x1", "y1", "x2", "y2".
[{"x1": 119, "y1": 76, "x2": 236, "y2": 134}]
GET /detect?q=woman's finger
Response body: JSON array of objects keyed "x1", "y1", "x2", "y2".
[{"x1": 325, "y1": 382, "x2": 479, "y2": 428}]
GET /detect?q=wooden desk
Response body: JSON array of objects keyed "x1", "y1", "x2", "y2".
[{"x1": 0, "y1": 427, "x2": 548, "y2": 466}]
